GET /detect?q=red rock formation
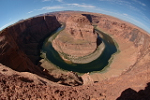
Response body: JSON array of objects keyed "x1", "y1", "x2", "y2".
[
  {"x1": 0, "y1": 15, "x2": 61, "y2": 72},
  {"x1": 52, "y1": 15, "x2": 97, "y2": 57}
]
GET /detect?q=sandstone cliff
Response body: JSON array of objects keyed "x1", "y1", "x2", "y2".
[
  {"x1": 0, "y1": 15, "x2": 61, "y2": 72},
  {"x1": 52, "y1": 15, "x2": 98, "y2": 58}
]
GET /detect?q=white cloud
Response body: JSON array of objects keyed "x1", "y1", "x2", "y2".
[
  {"x1": 132, "y1": 0, "x2": 146, "y2": 6},
  {"x1": 56, "y1": 0, "x2": 63, "y2": 2},
  {"x1": 141, "y1": 15, "x2": 150, "y2": 24},
  {"x1": 39, "y1": 6, "x2": 64, "y2": 10},
  {"x1": 67, "y1": 3, "x2": 95, "y2": 8},
  {"x1": 123, "y1": 13, "x2": 128, "y2": 16},
  {"x1": 128, "y1": 5, "x2": 146, "y2": 17},
  {"x1": 42, "y1": 0, "x2": 63, "y2": 2},
  {"x1": 26, "y1": 6, "x2": 64, "y2": 14},
  {"x1": 128, "y1": 5, "x2": 140, "y2": 12},
  {"x1": 0, "y1": 22, "x2": 14, "y2": 31},
  {"x1": 27, "y1": 11, "x2": 33, "y2": 14},
  {"x1": 99, "y1": 0, "x2": 131, "y2": 5},
  {"x1": 99, "y1": 0, "x2": 146, "y2": 7},
  {"x1": 99, "y1": 0, "x2": 114, "y2": 1},
  {"x1": 114, "y1": 13, "x2": 150, "y2": 33},
  {"x1": 98, "y1": 0, "x2": 146, "y2": 13},
  {"x1": 42, "y1": 0, "x2": 51, "y2": 2}
]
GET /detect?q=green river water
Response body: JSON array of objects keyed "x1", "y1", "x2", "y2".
[{"x1": 41, "y1": 26, "x2": 118, "y2": 73}]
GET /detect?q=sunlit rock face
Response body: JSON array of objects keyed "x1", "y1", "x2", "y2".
[{"x1": 52, "y1": 15, "x2": 98, "y2": 58}]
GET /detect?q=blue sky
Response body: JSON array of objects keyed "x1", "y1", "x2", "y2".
[{"x1": 0, "y1": 0, "x2": 150, "y2": 33}]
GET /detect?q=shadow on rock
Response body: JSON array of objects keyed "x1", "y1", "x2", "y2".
[
  {"x1": 117, "y1": 82, "x2": 150, "y2": 100},
  {"x1": 38, "y1": 61, "x2": 83, "y2": 86}
]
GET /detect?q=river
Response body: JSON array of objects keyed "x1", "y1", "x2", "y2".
[{"x1": 41, "y1": 26, "x2": 118, "y2": 73}]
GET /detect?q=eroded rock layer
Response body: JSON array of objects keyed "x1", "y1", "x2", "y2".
[{"x1": 52, "y1": 15, "x2": 98, "y2": 57}]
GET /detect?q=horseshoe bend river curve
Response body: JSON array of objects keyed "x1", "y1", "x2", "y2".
[{"x1": 40, "y1": 25, "x2": 119, "y2": 73}]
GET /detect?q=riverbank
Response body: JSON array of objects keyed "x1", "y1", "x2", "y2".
[
  {"x1": 90, "y1": 27, "x2": 138, "y2": 81},
  {"x1": 58, "y1": 41, "x2": 105, "y2": 64},
  {"x1": 41, "y1": 25, "x2": 118, "y2": 73}
]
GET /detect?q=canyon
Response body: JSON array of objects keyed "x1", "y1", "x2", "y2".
[
  {"x1": 0, "y1": 11, "x2": 150, "y2": 99},
  {"x1": 52, "y1": 14, "x2": 104, "y2": 64},
  {"x1": 53, "y1": 15, "x2": 97, "y2": 57}
]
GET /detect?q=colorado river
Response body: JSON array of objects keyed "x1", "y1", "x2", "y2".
[{"x1": 41, "y1": 25, "x2": 118, "y2": 73}]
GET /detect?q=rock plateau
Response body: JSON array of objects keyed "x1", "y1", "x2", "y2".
[{"x1": 52, "y1": 14, "x2": 98, "y2": 60}]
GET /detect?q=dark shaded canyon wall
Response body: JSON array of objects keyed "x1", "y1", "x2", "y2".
[{"x1": 0, "y1": 15, "x2": 61, "y2": 72}]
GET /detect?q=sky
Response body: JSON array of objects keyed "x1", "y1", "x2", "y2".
[{"x1": 0, "y1": 0, "x2": 150, "y2": 33}]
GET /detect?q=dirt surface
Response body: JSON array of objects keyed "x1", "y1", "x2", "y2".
[
  {"x1": 0, "y1": 11, "x2": 150, "y2": 99},
  {"x1": 0, "y1": 62, "x2": 150, "y2": 100}
]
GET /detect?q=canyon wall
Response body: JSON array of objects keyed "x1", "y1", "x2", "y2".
[
  {"x1": 1, "y1": 11, "x2": 150, "y2": 80},
  {"x1": 0, "y1": 15, "x2": 61, "y2": 72},
  {"x1": 83, "y1": 13, "x2": 150, "y2": 49},
  {"x1": 93, "y1": 14, "x2": 150, "y2": 60}
]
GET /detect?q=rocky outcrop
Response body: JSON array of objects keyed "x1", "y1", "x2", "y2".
[
  {"x1": 52, "y1": 15, "x2": 98, "y2": 58},
  {"x1": 81, "y1": 73, "x2": 94, "y2": 85},
  {"x1": 56, "y1": 71, "x2": 83, "y2": 86},
  {"x1": 0, "y1": 15, "x2": 61, "y2": 72}
]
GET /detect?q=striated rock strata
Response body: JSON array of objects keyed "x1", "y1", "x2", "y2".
[
  {"x1": 0, "y1": 15, "x2": 61, "y2": 72},
  {"x1": 52, "y1": 15, "x2": 98, "y2": 58},
  {"x1": 52, "y1": 15, "x2": 101, "y2": 63}
]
